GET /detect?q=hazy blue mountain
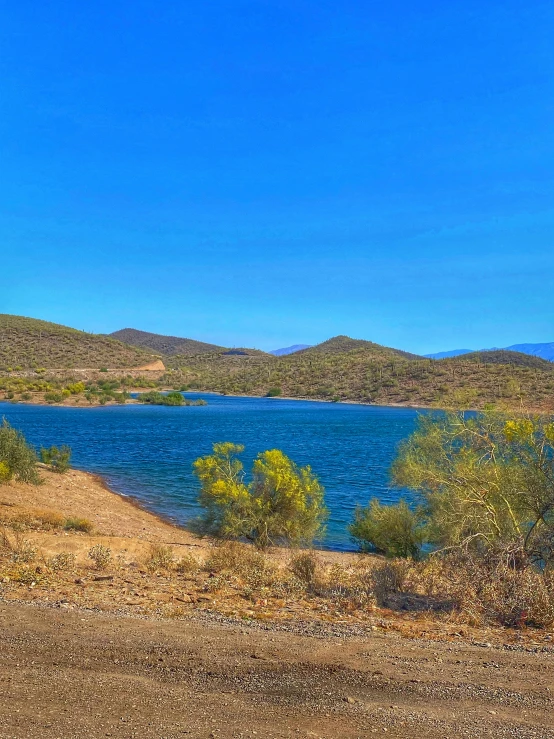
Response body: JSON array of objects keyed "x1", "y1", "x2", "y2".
[
  {"x1": 504, "y1": 342, "x2": 554, "y2": 361},
  {"x1": 270, "y1": 344, "x2": 312, "y2": 356},
  {"x1": 424, "y1": 349, "x2": 474, "y2": 359}
]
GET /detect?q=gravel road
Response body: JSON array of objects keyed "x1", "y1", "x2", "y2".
[{"x1": 1, "y1": 601, "x2": 553, "y2": 738}]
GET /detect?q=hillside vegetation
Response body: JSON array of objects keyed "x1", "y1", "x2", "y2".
[
  {"x1": 166, "y1": 338, "x2": 554, "y2": 410},
  {"x1": 301, "y1": 335, "x2": 421, "y2": 359},
  {"x1": 0, "y1": 315, "x2": 156, "y2": 370},
  {"x1": 455, "y1": 349, "x2": 553, "y2": 369},
  {"x1": 2, "y1": 318, "x2": 553, "y2": 411},
  {"x1": 109, "y1": 328, "x2": 225, "y2": 356}
]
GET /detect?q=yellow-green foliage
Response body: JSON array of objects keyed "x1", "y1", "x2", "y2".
[
  {"x1": 194, "y1": 442, "x2": 328, "y2": 548},
  {"x1": 391, "y1": 409, "x2": 554, "y2": 559}
]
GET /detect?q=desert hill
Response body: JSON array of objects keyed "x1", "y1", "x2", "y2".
[
  {"x1": 303, "y1": 335, "x2": 422, "y2": 359},
  {"x1": 0, "y1": 315, "x2": 157, "y2": 370},
  {"x1": 109, "y1": 328, "x2": 225, "y2": 356},
  {"x1": 453, "y1": 349, "x2": 554, "y2": 370}
]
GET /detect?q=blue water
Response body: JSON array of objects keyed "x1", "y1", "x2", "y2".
[{"x1": 0, "y1": 395, "x2": 425, "y2": 551}]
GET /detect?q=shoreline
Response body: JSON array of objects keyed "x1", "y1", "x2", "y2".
[{"x1": 0, "y1": 390, "x2": 435, "y2": 412}]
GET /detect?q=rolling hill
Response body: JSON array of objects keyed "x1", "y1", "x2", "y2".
[
  {"x1": 0, "y1": 315, "x2": 158, "y2": 370},
  {"x1": 302, "y1": 335, "x2": 422, "y2": 359},
  {"x1": 170, "y1": 339, "x2": 554, "y2": 411},
  {"x1": 453, "y1": 350, "x2": 554, "y2": 370},
  {"x1": 426, "y1": 342, "x2": 554, "y2": 362},
  {"x1": 109, "y1": 328, "x2": 225, "y2": 356},
  {"x1": 2, "y1": 317, "x2": 554, "y2": 411}
]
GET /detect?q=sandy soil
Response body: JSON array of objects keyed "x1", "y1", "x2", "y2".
[{"x1": 1, "y1": 470, "x2": 554, "y2": 737}]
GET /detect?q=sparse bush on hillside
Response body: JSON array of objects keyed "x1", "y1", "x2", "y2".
[
  {"x1": 194, "y1": 443, "x2": 328, "y2": 548},
  {"x1": 88, "y1": 544, "x2": 112, "y2": 570},
  {"x1": 0, "y1": 419, "x2": 40, "y2": 484},
  {"x1": 49, "y1": 551, "x2": 76, "y2": 572},
  {"x1": 64, "y1": 516, "x2": 93, "y2": 533}
]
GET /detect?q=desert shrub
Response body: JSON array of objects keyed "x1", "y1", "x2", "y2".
[
  {"x1": 64, "y1": 516, "x2": 93, "y2": 533},
  {"x1": 349, "y1": 498, "x2": 426, "y2": 559},
  {"x1": 323, "y1": 562, "x2": 376, "y2": 608},
  {"x1": 0, "y1": 419, "x2": 40, "y2": 484},
  {"x1": 8, "y1": 535, "x2": 38, "y2": 564},
  {"x1": 146, "y1": 544, "x2": 174, "y2": 571},
  {"x1": 387, "y1": 546, "x2": 554, "y2": 628},
  {"x1": 88, "y1": 544, "x2": 111, "y2": 570},
  {"x1": 49, "y1": 551, "x2": 76, "y2": 571},
  {"x1": 371, "y1": 560, "x2": 411, "y2": 606},
  {"x1": 175, "y1": 553, "x2": 200, "y2": 575},
  {"x1": 266, "y1": 387, "x2": 282, "y2": 397},
  {"x1": 203, "y1": 541, "x2": 276, "y2": 589},
  {"x1": 194, "y1": 443, "x2": 327, "y2": 549},
  {"x1": 66, "y1": 382, "x2": 86, "y2": 394},
  {"x1": 289, "y1": 550, "x2": 319, "y2": 585},
  {"x1": 44, "y1": 392, "x2": 63, "y2": 403},
  {"x1": 40, "y1": 445, "x2": 72, "y2": 473},
  {"x1": 12, "y1": 566, "x2": 42, "y2": 585}
]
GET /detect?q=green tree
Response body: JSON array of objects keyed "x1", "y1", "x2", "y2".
[
  {"x1": 193, "y1": 442, "x2": 328, "y2": 548},
  {"x1": 390, "y1": 410, "x2": 554, "y2": 560},
  {"x1": 0, "y1": 419, "x2": 40, "y2": 484}
]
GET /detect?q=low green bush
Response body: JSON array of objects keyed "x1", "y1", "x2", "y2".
[
  {"x1": 40, "y1": 445, "x2": 72, "y2": 473},
  {"x1": 349, "y1": 498, "x2": 426, "y2": 559},
  {"x1": 0, "y1": 419, "x2": 40, "y2": 484}
]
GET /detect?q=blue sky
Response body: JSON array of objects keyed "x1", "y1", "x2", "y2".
[{"x1": 1, "y1": 1, "x2": 553, "y2": 353}]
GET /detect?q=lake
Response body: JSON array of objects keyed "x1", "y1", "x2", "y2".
[{"x1": 0, "y1": 394, "x2": 426, "y2": 551}]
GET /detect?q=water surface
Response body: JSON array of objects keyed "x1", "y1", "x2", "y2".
[{"x1": 0, "y1": 394, "x2": 424, "y2": 550}]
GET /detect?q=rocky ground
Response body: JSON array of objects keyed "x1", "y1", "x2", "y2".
[
  {"x1": 1, "y1": 469, "x2": 554, "y2": 737},
  {"x1": 1, "y1": 600, "x2": 554, "y2": 738}
]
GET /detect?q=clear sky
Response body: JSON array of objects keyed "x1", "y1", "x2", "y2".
[{"x1": 1, "y1": 1, "x2": 553, "y2": 353}]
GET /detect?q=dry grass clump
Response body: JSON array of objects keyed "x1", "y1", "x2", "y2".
[
  {"x1": 0, "y1": 527, "x2": 38, "y2": 563},
  {"x1": 204, "y1": 541, "x2": 278, "y2": 591},
  {"x1": 175, "y1": 553, "x2": 201, "y2": 575},
  {"x1": 0, "y1": 506, "x2": 93, "y2": 534},
  {"x1": 383, "y1": 548, "x2": 554, "y2": 628},
  {"x1": 0, "y1": 507, "x2": 64, "y2": 531},
  {"x1": 63, "y1": 516, "x2": 93, "y2": 533},
  {"x1": 145, "y1": 544, "x2": 175, "y2": 572}
]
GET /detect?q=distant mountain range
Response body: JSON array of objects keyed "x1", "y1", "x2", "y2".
[
  {"x1": 426, "y1": 343, "x2": 554, "y2": 362},
  {"x1": 270, "y1": 344, "x2": 312, "y2": 356}
]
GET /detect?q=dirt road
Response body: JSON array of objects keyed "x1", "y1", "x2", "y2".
[{"x1": 1, "y1": 601, "x2": 553, "y2": 739}]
